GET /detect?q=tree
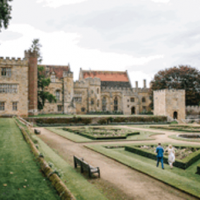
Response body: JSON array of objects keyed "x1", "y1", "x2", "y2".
[
  {"x1": 0, "y1": 0, "x2": 12, "y2": 30},
  {"x1": 29, "y1": 39, "x2": 56, "y2": 110},
  {"x1": 149, "y1": 65, "x2": 200, "y2": 107},
  {"x1": 29, "y1": 39, "x2": 43, "y2": 63},
  {"x1": 37, "y1": 66, "x2": 57, "y2": 110}
]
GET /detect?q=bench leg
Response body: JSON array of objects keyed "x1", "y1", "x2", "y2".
[{"x1": 80, "y1": 163, "x2": 84, "y2": 173}]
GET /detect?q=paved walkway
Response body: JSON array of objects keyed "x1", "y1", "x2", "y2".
[{"x1": 36, "y1": 126, "x2": 200, "y2": 200}]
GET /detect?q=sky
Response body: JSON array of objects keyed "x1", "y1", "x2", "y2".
[{"x1": 1, "y1": 0, "x2": 200, "y2": 87}]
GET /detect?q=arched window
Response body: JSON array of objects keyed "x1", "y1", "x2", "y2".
[
  {"x1": 102, "y1": 96, "x2": 106, "y2": 111},
  {"x1": 55, "y1": 90, "x2": 60, "y2": 101},
  {"x1": 114, "y1": 97, "x2": 118, "y2": 111},
  {"x1": 91, "y1": 98, "x2": 94, "y2": 105},
  {"x1": 142, "y1": 97, "x2": 146, "y2": 103},
  {"x1": 97, "y1": 88, "x2": 99, "y2": 94},
  {"x1": 97, "y1": 99, "x2": 99, "y2": 107}
]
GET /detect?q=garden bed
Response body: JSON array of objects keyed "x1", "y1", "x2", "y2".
[
  {"x1": 150, "y1": 125, "x2": 200, "y2": 132},
  {"x1": 125, "y1": 144, "x2": 200, "y2": 169},
  {"x1": 63, "y1": 127, "x2": 139, "y2": 140}
]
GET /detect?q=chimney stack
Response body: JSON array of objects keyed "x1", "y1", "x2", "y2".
[
  {"x1": 135, "y1": 81, "x2": 138, "y2": 88},
  {"x1": 143, "y1": 79, "x2": 146, "y2": 88}
]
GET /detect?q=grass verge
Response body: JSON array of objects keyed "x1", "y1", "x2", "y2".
[{"x1": 0, "y1": 118, "x2": 60, "y2": 200}]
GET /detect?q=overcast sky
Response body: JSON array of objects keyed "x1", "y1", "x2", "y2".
[{"x1": 1, "y1": 0, "x2": 200, "y2": 87}]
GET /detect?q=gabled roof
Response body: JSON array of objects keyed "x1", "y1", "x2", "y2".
[
  {"x1": 39, "y1": 65, "x2": 70, "y2": 79},
  {"x1": 82, "y1": 70, "x2": 129, "y2": 82}
]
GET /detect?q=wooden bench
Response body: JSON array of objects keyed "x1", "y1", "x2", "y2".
[
  {"x1": 34, "y1": 129, "x2": 41, "y2": 134},
  {"x1": 73, "y1": 155, "x2": 100, "y2": 178}
]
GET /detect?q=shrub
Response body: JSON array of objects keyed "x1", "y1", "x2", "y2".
[{"x1": 98, "y1": 118, "x2": 107, "y2": 125}]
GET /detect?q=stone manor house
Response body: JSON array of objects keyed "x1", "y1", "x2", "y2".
[{"x1": 0, "y1": 51, "x2": 151, "y2": 117}]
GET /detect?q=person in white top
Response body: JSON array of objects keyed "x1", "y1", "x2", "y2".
[{"x1": 165, "y1": 144, "x2": 175, "y2": 169}]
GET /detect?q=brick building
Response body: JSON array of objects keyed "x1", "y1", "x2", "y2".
[{"x1": 0, "y1": 52, "x2": 151, "y2": 116}]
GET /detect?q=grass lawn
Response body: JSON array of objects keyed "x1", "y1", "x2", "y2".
[
  {"x1": 85, "y1": 143, "x2": 200, "y2": 198},
  {"x1": 0, "y1": 118, "x2": 60, "y2": 200},
  {"x1": 32, "y1": 135, "x2": 108, "y2": 200},
  {"x1": 46, "y1": 126, "x2": 161, "y2": 143}
]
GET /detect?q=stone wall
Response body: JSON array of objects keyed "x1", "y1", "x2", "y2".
[
  {"x1": 0, "y1": 57, "x2": 28, "y2": 117},
  {"x1": 154, "y1": 89, "x2": 186, "y2": 120}
]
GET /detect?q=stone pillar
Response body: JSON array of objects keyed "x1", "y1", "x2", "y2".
[{"x1": 27, "y1": 51, "x2": 38, "y2": 115}]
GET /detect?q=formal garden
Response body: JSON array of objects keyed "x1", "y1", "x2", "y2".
[
  {"x1": 86, "y1": 143, "x2": 200, "y2": 198},
  {"x1": 2, "y1": 116, "x2": 200, "y2": 199}
]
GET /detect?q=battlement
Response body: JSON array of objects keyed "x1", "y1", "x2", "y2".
[
  {"x1": 0, "y1": 57, "x2": 28, "y2": 66},
  {"x1": 132, "y1": 87, "x2": 149, "y2": 93},
  {"x1": 154, "y1": 89, "x2": 185, "y2": 94}
]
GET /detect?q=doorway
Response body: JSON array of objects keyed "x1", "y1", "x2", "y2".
[
  {"x1": 173, "y1": 111, "x2": 178, "y2": 119},
  {"x1": 131, "y1": 107, "x2": 135, "y2": 114}
]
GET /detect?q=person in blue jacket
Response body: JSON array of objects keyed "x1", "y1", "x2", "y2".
[{"x1": 156, "y1": 143, "x2": 164, "y2": 169}]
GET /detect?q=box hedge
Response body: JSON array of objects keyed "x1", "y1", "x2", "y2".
[
  {"x1": 26, "y1": 115, "x2": 167, "y2": 126},
  {"x1": 63, "y1": 128, "x2": 140, "y2": 140},
  {"x1": 125, "y1": 145, "x2": 200, "y2": 169}
]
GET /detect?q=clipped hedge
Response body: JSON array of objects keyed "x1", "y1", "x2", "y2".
[
  {"x1": 63, "y1": 128, "x2": 139, "y2": 140},
  {"x1": 150, "y1": 125, "x2": 200, "y2": 132},
  {"x1": 125, "y1": 145, "x2": 200, "y2": 169},
  {"x1": 15, "y1": 120, "x2": 76, "y2": 200},
  {"x1": 197, "y1": 164, "x2": 200, "y2": 175},
  {"x1": 26, "y1": 115, "x2": 167, "y2": 126}
]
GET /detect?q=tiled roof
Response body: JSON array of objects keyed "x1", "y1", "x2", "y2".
[
  {"x1": 83, "y1": 70, "x2": 129, "y2": 82},
  {"x1": 101, "y1": 81, "x2": 131, "y2": 88},
  {"x1": 39, "y1": 65, "x2": 69, "y2": 79}
]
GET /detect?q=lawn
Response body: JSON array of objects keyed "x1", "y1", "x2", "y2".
[
  {"x1": 46, "y1": 126, "x2": 161, "y2": 142},
  {"x1": 32, "y1": 135, "x2": 108, "y2": 200},
  {"x1": 0, "y1": 118, "x2": 60, "y2": 200},
  {"x1": 86, "y1": 143, "x2": 200, "y2": 198}
]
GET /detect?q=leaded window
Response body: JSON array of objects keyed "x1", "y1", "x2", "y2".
[
  {"x1": 114, "y1": 97, "x2": 118, "y2": 111},
  {"x1": 0, "y1": 102, "x2": 5, "y2": 111},
  {"x1": 55, "y1": 90, "x2": 60, "y2": 101},
  {"x1": 57, "y1": 105, "x2": 62, "y2": 111},
  {"x1": 1, "y1": 68, "x2": 11, "y2": 77},
  {"x1": 13, "y1": 102, "x2": 18, "y2": 111},
  {"x1": 102, "y1": 96, "x2": 106, "y2": 111},
  {"x1": 0, "y1": 84, "x2": 17, "y2": 93}
]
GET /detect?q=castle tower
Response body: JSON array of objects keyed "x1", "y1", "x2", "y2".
[
  {"x1": 154, "y1": 89, "x2": 186, "y2": 120},
  {"x1": 25, "y1": 51, "x2": 38, "y2": 115},
  {"x1": 63, "y1": 71, "x2": 75, "y2": 114}
]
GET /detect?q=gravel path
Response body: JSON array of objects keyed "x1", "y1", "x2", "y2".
[{"x1": 36, "y1": 126, "x2": 199, "y2": 200}]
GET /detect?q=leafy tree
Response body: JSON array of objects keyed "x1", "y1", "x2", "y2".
[
  {"x1": 37, "y1": 66, "x2": 57, "y2": 110},
  {"x1": 29, "y1": 39, "x2": 56, "y2": 110},
  {"x1": 29, "y1": 39, "x2": 43, "y2": 63},
  {"x1": 0, "y1": 0, "x2": 12, "y2": 30},
  {"x1": 150, "y1": 65, "x2": 200, "y2": 107}
]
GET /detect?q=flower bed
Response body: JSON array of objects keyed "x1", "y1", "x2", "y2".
[
  {"x1": 125, "y1": 144, "x2": 200, "y2": 169},
  {"x1": 63, "y1": 127, "x2": 139, "y2": 140},
  {"x1": 150, "y1": 125, "x2": 200, "y2": 132}
]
